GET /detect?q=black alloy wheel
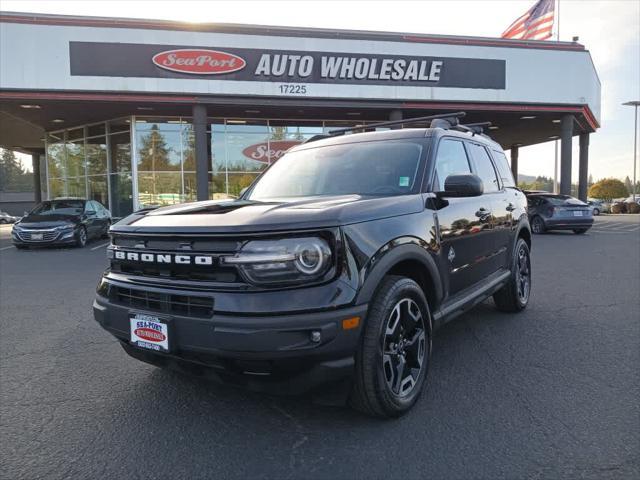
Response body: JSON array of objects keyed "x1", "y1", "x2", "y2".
[
  {"x1": 382, "y1": 298, "x2": 427, "y2": 397},
  {"x1": 350, "y1": 276, "x2": 432, "y2": 418},
  {"x1": 494, "y1": 238, "x2": 531, "y2": 312},
  {"x1": 76, "y1": 226, "x2": 87, "y2": 248}
]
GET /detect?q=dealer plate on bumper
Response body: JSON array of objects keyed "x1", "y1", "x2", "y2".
[{"x1": 130, "y1": 313, "x2": 169, "y2": 353}]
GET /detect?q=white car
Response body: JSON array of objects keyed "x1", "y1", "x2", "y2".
[{"x1": 0, "y1": 211, "x2": 19, "y2": 224}]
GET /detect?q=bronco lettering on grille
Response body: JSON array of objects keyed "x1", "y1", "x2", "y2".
[{"x1": 113, "y1": 250, "x2": 216, "y2": 265}]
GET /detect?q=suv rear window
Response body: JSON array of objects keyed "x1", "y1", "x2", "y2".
[
  {"x1": 433, "y1": 139, "x2": 471, "y2": 191},
  {"x1": 542, "y1": 195, "x2": 586, "y2": 206},
  {"x1": 492, "y1": 150, "x2": 516, "y2": 188}
]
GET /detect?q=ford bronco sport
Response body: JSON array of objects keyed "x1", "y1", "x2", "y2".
[{"x1": 94, "y1": 112, "x2": 531, "y2": 417}]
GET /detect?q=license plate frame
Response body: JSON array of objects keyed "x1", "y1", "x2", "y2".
[
  {"x1": 129, "y1": 312, "x2": 171, "y2": 353},
  {"x1": 573, "y1": 211, "x2": 583, "y2": 217},
  {"x1": 31, "y1": 233, "x2": 44, "y2": 240}
]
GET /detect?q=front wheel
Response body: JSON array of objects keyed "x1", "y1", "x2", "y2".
[
  {"x1": 493, "y1": 238, "x2": 531, "y2": 312},
  {"x1": 350, "y1": 276, "x2": 431, "y2": 418},
  {"x1": 75, "y1": 226, "x2": 87, "y2": 248}
]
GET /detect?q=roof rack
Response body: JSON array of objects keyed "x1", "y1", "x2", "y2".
[
  {"x1": 328, "y1": 111, "x2": 466, "y2": 135},
  {"x1": 302, "y1": 111, "x2": 494, "y2": 144}
]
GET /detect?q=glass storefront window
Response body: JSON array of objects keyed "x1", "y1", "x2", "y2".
[
  {"x1": 109, "y1": 131, "x2": 131, "y2": 173},
  {"x1": 136, "y1": 121, "x2": 182, "y2": 172},
  {"x1": 67, "y1": 176, "x2": 86, "y2": 198},
  {"x1": 66, "y1": 140, "x2": 86, "y2": 180},
  {"x1": 137, "y1": 171, "x2": 183, "y2": 208},
  {"x1": 109, "y1": 173, "x2": 133, "y2": 218},
  {"x1": 46, "y1": 135, "x2": 65, "y2": 180},
  {"x1": 88, "y1": 175, "x2": 108, "y2": 206},
  {"x1": 86, "y1": 137, "x2": 107, "y2": 176}
]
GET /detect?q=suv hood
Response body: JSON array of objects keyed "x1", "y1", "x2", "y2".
[{"x1": 113, "y1": 195, "x2": 424, "y2": 234}]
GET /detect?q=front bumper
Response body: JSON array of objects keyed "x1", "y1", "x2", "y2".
[
  {"x1": 93, "y1": 284, "x2": 368, "y2": 394},
  {"x1": 12, "y1": 228, "x2": 77, "y2": 246}
]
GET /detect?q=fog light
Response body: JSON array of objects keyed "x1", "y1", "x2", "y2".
[{"x1": 310, "y1": 330, "x2": 321, "y2": 343}]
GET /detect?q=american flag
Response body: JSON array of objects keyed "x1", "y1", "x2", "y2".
[{"x1": 502, "y1": 0, "x2": 556, "y2": 40}]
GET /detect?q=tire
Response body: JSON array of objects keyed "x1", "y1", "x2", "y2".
[
  {"x1": 573, "y1": 229, "x2": 588, "y2": 234},
  {"x1": 593, "y1": 209, "x2": 600, "y2": 216},
  {"x1": 493, "y1": 238, "x2": 531, "y2": 313},
  {"x1": 0, "y1": 219, "x2": 6, "y2": 224},
  {"x1": 531, "y1": 216, "x2": 546, "y2": 234},
  {"x1": 75, "y1": 226, "x2": 87, "y2": 248},
  {"x1": 350, "y1": 275, "x2": 432, "y2": 418}
]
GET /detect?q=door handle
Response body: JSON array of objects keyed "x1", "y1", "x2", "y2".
[
  {"x1": 506, "y1": 203, "x2": 516, "y2": 212},
  {"x1": 475, "y1": 208, "x2": 492, "y2": 221}
]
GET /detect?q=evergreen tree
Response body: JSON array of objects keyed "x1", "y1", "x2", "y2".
[
  {"x1": 624, "y1": 176, "x2": 633, "y2": 194},
  {"x1": 0, "y1": 148, "x2": 33, "y2": 192},
  {"x1": 137, "y1": 125, "x2": 174, "y2": 171}
]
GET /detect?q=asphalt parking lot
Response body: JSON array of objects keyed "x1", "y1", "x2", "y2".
[{"x1": 1, "y1": 216, "x2": 639, "y2": 480}]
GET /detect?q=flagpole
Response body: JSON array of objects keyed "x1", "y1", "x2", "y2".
[{"x1": 553, "y1": 0, "x2": 560, "y2": 193}]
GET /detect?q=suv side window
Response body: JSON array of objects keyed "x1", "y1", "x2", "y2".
[
  {"x1": 433, "y1": 139, "x2": 472, "y2": 191},
  {"x1": 492, "y1": 150, "x2": 516, "y2": 188},
  {"x1": 467, "y1": 143, "x2": 500, "y2": 193}
]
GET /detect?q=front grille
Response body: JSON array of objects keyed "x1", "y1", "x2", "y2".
[
  {"x1": 17, "y1": 229, "x2": 60, "y2": 242},
  {"x1": 108, "y1": 284, "x2": 214, "y2": 318},
  {"x1": 109, "y1": 234, "x2": 244, "y2": 284}
]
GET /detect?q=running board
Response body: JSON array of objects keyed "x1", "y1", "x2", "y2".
[{"x1": 432, "y1": 269, "x2": 511, "y2": 327}]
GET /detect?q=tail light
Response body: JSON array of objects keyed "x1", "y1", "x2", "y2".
[{"x1": 546, "y1": 206, "x2": 555, "y2": 217}]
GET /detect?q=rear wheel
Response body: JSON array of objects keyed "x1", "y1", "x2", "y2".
[
  {"x1": 593, "y1": 208, "x2": 600, "y2": 216},
  {"x1": 573, "y1": 228, "x2": 588, "y2": 234},
  {"x1": 350, "y1": 276, "x2": 431, "y2": 418},
  {"x1": 493, "y1": 238, "x2": 531, "y2": 312},
  {"x1": 75, "y1": 226, "x2": 87, "y2": 248},
  {"x1": 531, "y1": 216, "x2": 546, "y2": 234}
]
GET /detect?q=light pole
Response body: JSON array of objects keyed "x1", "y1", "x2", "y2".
[{"x1": 623, "y1": 101, "x2": 639, "y2": 201}]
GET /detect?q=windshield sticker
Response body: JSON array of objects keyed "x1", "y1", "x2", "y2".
[{"x1": 399, "y1": 177, "x2": 410, "y2": 187}]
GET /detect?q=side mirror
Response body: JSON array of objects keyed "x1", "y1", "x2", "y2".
[
  {"x1": 440, "y1": 174, "x2": 484, "y2": 198},
  {"x1": 85, "y1": 210, "x2": 97, "y2": 216}
]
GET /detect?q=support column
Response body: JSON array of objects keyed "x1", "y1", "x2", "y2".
[
  {"x1": 192, "y1": 104, "x2": 209, "y2": 202},
  {"x1": 510, "y1": 145, "x2": 519, "y2": 182},
  {"x1": 31, "y1": 153, "x2": 42, "y2": 204},
  {"x1": 389, "y1": 109, "x2": 402, "y2": 129},
  {"x1": 578, "y1": 133, "x2": 590, "y2": 201},
  {"x1": 560, "y1": 114, "x2": 574, "y2": 195}
]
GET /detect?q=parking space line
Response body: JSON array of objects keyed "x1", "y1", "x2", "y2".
[
  {"x1": 90, "y1": 242, "x2": 110, "y2": 251},
  {"x1": 0, "y1": 245, "x2": 15, "y2": 251}
]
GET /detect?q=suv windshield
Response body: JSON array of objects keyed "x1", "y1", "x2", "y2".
[
  {"x1": 247, "y1": 140, "x2": 424, "y2": 200},
  {"x1": 31, "y1": 200, "x2": 85, "y2": 215}
]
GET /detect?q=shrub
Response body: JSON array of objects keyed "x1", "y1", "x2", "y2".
[
  {"x1": 627, "y1": 202, "x2": 640, "y2": 214},
  {"x1": 611, "y1": 202, "x2": 626, "y2": 214}
]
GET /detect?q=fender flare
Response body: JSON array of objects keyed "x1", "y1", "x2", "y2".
[{"x1": 355, "y1": 240, "x2": 443, "y2": 310}]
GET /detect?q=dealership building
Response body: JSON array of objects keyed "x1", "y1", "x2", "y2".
[{"x1": 0, "y1": 12, "x2": 601, "y2": 218}]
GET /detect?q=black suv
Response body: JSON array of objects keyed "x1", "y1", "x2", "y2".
[{"x1": 93, "y1": 113, "x2": 531, "y2": 417}]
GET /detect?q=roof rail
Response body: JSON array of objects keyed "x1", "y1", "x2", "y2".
[
  {"x1": 302, "y1": 112, "x2": 498, "y2": 145},
  {"x1": 327, "y1": 111, "x2": 466, "y2": 135}
]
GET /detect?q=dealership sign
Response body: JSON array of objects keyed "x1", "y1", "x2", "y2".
[
  {"x1": 242, "y1": 140, "x2": 302, "y2": 163},
  {"x1": 152, "y1": 49, "x2": 246, "y2": 74},
  {"x1": 70, "y1": 42, "x2": 505, "y2": 89}
]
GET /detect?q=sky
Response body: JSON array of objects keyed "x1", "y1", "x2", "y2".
[{"x1": 2, "y1": 0, "x2": 639, "y2": 183}]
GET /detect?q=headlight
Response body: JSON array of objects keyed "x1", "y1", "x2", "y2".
[
  {"x1": 56, "y1": 224, "x2": 75, "y2": 231},
  {"x1": 222, "y1": 237, "x2": 333, "y2": 285}
]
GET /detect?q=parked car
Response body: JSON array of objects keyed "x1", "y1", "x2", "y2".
[
  {"x1": 0, "y1": 210, "x2": 19, "y2": 224},
  {"x1": 94, "y1": 112, "x2": 532, "y2": 418},
  {"x1": 12, "y1": 198, "x2": 111, "y2": 249},
  {"x1": 526, "y1": 193, "x2": 593, "y2": 234},
  {"x1": 587, "y1": 200, "x2": 607, "y2": 215}
]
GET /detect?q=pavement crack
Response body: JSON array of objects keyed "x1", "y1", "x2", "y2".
[{"x1": 269, "y1": 402, "x2": 309, "y2": 477}]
